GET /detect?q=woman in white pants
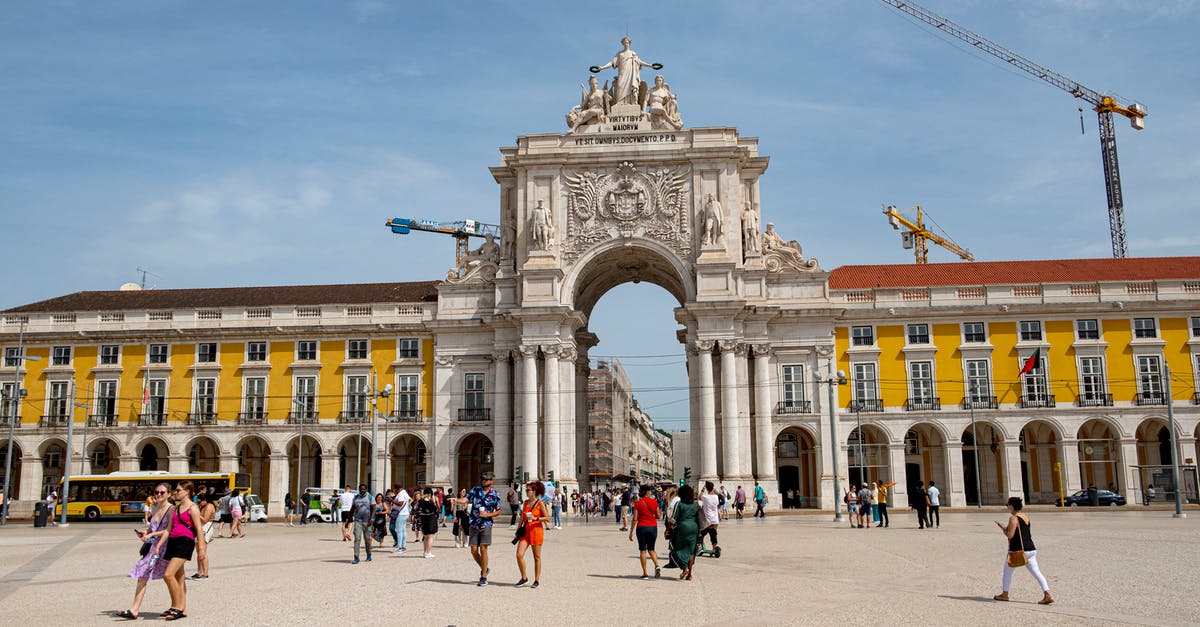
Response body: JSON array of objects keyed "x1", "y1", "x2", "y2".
[{"x1": 994, "y1": 496, "x2": 1054, "y2": 605}]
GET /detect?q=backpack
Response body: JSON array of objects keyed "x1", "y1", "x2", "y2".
[{"x1": 717, "y1": 492, "x2": 726, "y2": 507}]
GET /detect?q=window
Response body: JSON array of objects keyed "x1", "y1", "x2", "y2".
[
  {"x1": 906, "y1": 324, "x2": 930, "y2": 345},
  {"x1": 1019, "y1": 321, "x2": 1043, "y2": 342},
  {"x1": 1137, "y1": 356, "x2": 1163, "y2": 400},
  {"x1": 396, "y1": 374, "x2": 419, "y2": 416},
  {"x1": 1079, "y1": 357, "x2": 1107, "y2": 402},
  {"x1": 347, "y1": 339, "x2": 369, "y2": 360},
  {"x1": 962, "y1": 322, "x2": 986, "y2": 343},
  {"x1": 1021, "y1": 352, "x2": 1047, "y2": 399},
  {"x1": 194, "y1": 379, "x2": 216, "y2": 416},
  {"x1": 908, "y1": 361, "x2": 934, "y2": 401},
  {"x1": 852, "y1": 363, "x2": 877, "y2": 402},
  {"x1": 51, "y1": 346, "x2": 72, "y2": 366},
  {"x1": 345, "y1": 375, "x2": 369, "y2": 417},
  {"x1": 965, "y1": 360, "x2": 991, "y2": 402},
  {"x1": 464, "y1": 373, "x2": 485, "y2": 409},
  {"x1": 297, "y1": 341, "x2": 317, "y2": 361},
  {"x1": 95, "y1": 380, "x2": 118, "y2": 418},
  {"x1": 99, "y1": 345, "x2": 120, "y2": 365},
  {"x1": 246, "y1": 342, "x2": 267, "y2": 362},
  {"x1": 145, "y1": 379, "x2": 166, "y2": 418},
  {"x1": 1076, "y1": 319, "x2": 1100, "y2": 340},
  {"x1": 1133, "y1": 318, "x2": 1157, "y2": 339},
  {"x1": 0, "y1": 382, "x2": 16, "y2": 421},
  {"x1": 780, "y1": 365, "x2": 806, "y2": 411},
  {"x1": 904, "y1": 431, "x2": 920, "y2": 455},
  {"x1": 850, "y1": 326, "x2": 874, "y2": 347},
  {"x1": 148, "y1": 344, "x2": 169, "y2": 364},
  {"x1": 197, "y1": 343, "x2": 217, "y2": 363},
  {"x1": 47, "y1": 381, "x2": 70, "y2": 419},
  {"x1": 3, "y1": 347, "x2": 20, "y2": 367},
  {"x1": 244, "y1": 377, "x2": 266, "y2": 417},
  {"x1": 398, "y1": 338, "x2": 420, "y2": 359},
  {"x1": 1191, "y1": 317, "x2": 1200, "y2": 338},
  {"x1": 294, "y1": 377, "x2": 316, "y2": 418}
]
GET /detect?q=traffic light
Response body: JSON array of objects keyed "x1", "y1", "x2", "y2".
[
  {"x1": 514, "y1": 466, "x2": 523, "y2": 486},
  {"x1": 684, "y1": 466, "x2": 692, "y2": 484},
  {"x1": 679, "y1": 478, "x2": 685, "y2": 487},
  {"x1": 547, "y1": 470, "x2": 555, "y2": 483}
]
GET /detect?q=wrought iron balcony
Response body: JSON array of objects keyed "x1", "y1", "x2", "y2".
[
  {"x1": 1020, "y1": 394, "x2": 1056, "y2": 408},
  {"x1": 137, "y1": 412, "x2": 167, "y2": 426},
  {"x1": 389, "y1": 409, "x2": 424, "y2": 422},
  {"x1": 960, "y1": 396, "x2": 998, "y2": 410},
  {"x1": 775, "y1": 400, "x2": 812, "y2": 415},
  {"x1": 88, "y1": 413, "x2": 118, "y2": 427},
  {"x1": 851, "y1": 399, "x2": 884, "y2": 412},
  {"x1": 338, "y1": 410, "x2": 370, "y2": 424},
  {"x1": 1076, "y1": 393, "x2": 1113, "y2": 407},
  {"x1": 186, "y1": 412, "x2": 217, "y2": 426},
  {"x1": 39, "y1": 414, "x2": 69, "y2": 428},
  {"x1": 457, "y1": 407, "x2": 491, "y2": 421},
  {"x1": 1135, "y1": 392, "x2": 1166, "y2": 406},
  {"x1": 905, "y1": 397, "x2": 941, "y2": 411},
  {"x1": 237, "y1": 411, "x2": 267, "y2": 425},
  {"x1": 286, "y1": 412, "x2": 318, "y2": 424}
]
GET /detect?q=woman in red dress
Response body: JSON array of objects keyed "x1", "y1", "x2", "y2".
[{"x1": 515, "y1": 480, "x2": 549, "y2": 588}]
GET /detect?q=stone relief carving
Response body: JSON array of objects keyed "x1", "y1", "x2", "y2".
[
  {"x1": 691, "y1": 339, "x2": 716, "y2": 354},
  {"x1": 741, "y1": 201, "x2": 761, "y2": 258},
  {"x1": 750, "y1": 343, "x2": 773, "y2": 357},
  {"x1": 557, "y1": 345, "x2": 578, "y2": 362},
  {"x1": 434, "y1": 355, "x2": 457, "y2": 367},
  {"x1": 562, "y1": 161, "x2": 691, "y2": 264},
  {"x1": 700, "y1": 194, "x2": 723, "y2": 247},
  {"x1": 529, "y1": 199, "x2": 555, "y2": 251},
  {"x1": 717, "y1": 339, "x2": 741, "y2": 354},
  {"x1": 445, "y1": 233, "x2": 500, "y2": 284},
  {"x1": 762, "y1": 222, "x2": 820, "y2": 273}
]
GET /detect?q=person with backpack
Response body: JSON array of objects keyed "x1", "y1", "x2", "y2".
[
  {"x1": 507, "y1": 484, "x2": 521, "y2": 526},
  {"x1": 718, "y1": 485, "x2": 730, "y2": 520},
  {"x1": 215, "y1": 492, "x2": 232, "y2": 538}
]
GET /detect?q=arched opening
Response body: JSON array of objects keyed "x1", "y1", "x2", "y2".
[
  {"x1": 389, "y1": 434, "x2": 427, "y2": 489},
  {"x1": 1135, "y1": 418, "x2": 1174, "y2": 466},
  {"x1": 338, "y1": 435, "x2": 372, "y2": 489},
  {"x1": 961, "y1": 422, "x2": 1005, "y2": 505},
  {"x1": 847, "y1": 424, "x2": 889, "y2": 489},
  {"x1": 1019, "y1": 420, "x2": 1062, "y2": 504},
  {"x1": 39, "y1": 438, "x2": 67, "y2": 498},
  {"x1": 187, "y1": 436, "x2": 221, "y2": 473},
  {"x1": 456, "y1": 433, "x2": 494, "y2": 490},
  {"x1": 903, "y1": 423, "x2": 948, "y2": 506},
  {"x1": 137, "y1": 438, "x2": 169, "y2": 471},
  {"x1": 286, "y1": 435, "x2": 321, "y2": 495},
  {"x1": 0, "y1": 441, "x2": 23, "y2": 499},
  {"x1": 87, "y1": 438, "x2": 120, "y2": 475},
  {"x1": 1077, "y1": 419, "x2": 1121, "y2": 492},
  {"x1": 774, "y1": 427, "x2": 816, "y2": 508},
  {"x1": 236, "y1": 436, "x2": 270, "y2": 502}
]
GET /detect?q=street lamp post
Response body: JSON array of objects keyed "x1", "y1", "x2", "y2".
[
  {"x1": 292, "y1": 397, "x2": 306, "y2": 514},
  {"x1": 854, "y1": 402, "x2": 864, "y2": 487},
  {"x1": 58, "y1": 379, "x2": 81, "y2": 526},
  {"x1": 2, "y1": 319, "x2": 40, "y2": 526},
  {"x1": 816, "y1": 361, "x2": 847, "y2": 522},
  {"x1": 379, "y1": 384, "x2": 392, "y2": 490},
  {"x1": 1164, "y1": 365, "x2": 1185, "y2": 518}
]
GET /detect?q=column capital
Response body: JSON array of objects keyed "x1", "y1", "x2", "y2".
[
  {"x1": 691, "y1": 339, "x2": 716, "y2": 355},
  {"x1": 751, "y1": 343, "x2": 773, "y2": 358},
  {"x1": 492, "y1": 349, "x2": 513, "y2": 363},
  {"x1": 540, "y1": 343, "x2": 561, "y2": 358},
  {"x1": 717, "y1": 339, "x2": 741, "y2": 354},
  {"x1": 516, "y1": 345, "x2": 539, "y2": 359}
]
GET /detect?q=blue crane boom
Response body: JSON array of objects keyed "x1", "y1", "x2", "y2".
[{"x1": 385, "y1": 217, "x2": 501, "y2": 267}]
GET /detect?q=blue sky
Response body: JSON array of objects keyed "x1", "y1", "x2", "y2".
[{"x1": 3, "y1": 0, "x2": 1197, "y2": 430}]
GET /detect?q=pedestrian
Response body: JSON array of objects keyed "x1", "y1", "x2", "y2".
[
  {"x1": 514, "y1": 480, "x2": 549, "y2": 588},
  {"x1": 346, "y1": 485, "x2": 373, "y2": 563},
  {"x1": 0, "y1": 489, "x2": 6, "y2": 520},
  {"x1": 215, "y1": 490, "x2": 232, "y2": 538},
  {"x1": 372, "y1": 493, "x2": 390, "y2": 543},
  {"x1": 552, "y1": 490, "x2": 564, "y2": 529},
  {"x1": 627, "y1": 484, "x2": 662, "y2": 580},
  {"x1": 189, "y1": 493, "x2": 216, "y2": 580},
  {"x1": 876, "y1": 481, "x2": 894, "y2": 528},
  {"x1": 868, "y1": 482, "x2": 880, "y2": 525},
  {"x1": 911, "y1": 481, "x2": 929, "y2": 529},
  {"x1": 391, "y1": 486, "x2": 411, "y2": 551},
  {"x1": 718, "y1": 484, "x2": 730, "y2": 520},
  {"x1": 162, "y1": 481, "x2": 205, "y2": 621},
  {"x1": 417, "y1": 488, "x2": 439, "y2": 558},
  {"x1": 698, "y1": 481, "x2": 721, "y2": 556},
  {"x1": 927, "y1": 481, "x2": 941, "y2": 528},
  {"x1": 339, "y1": 485, "x2": 355, "y2": 540},
  {"x1": 993, "y1": 497, "x2": 1054, "y2": 605},
  {"x1": 846, "y1": 485, "x2": 859, "y2": 528},
  {"x1": 753, "y1": 481, "x2": 767, "y2": 518},
  {"x1": 618, "y1": 485, "x2": 633, "y2": 531},
  {"x1": 228, "y1": 489, "x2": 245, "y2": 538},
  {"x1": 507, "y1": 484, "x2": 521, "y2": 526},
  {"x1": 45, "y1": 491, "x2": 59, "y2": 525},
  {"x1": 141, "y1": 492, "x2": 155, "y2": 524},
  {"x1": 858, "y1": 483, "x2": 873, "y2": 528},
  {"x1": 669, "y1": 485, "x2": 702, "y2": 581},
  {"x1": 114, "y1": 483, "x2": 171, "y2": 620},
  {"x1": 329, "y1": 489, "x2": 340, "y2": 524},
  {"x1": 299, "y1": 489, "x2": 310, "y2": 525},
  {"x1": 734, "y1": 485, "x2": 746, "y2": 519},
  {"x1": 284, "y1": 492, "x2": 295, "y2": 527},
  {"x1": 466, "y1": 472, "x2": 502, "y2": 586},
  {"x1": 453, "y1": 488, "x2": 470, "y2": 548}
]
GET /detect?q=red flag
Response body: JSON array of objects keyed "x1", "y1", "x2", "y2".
[{"x1": 1020, "y1": 348, "x2": 1041, "y2": 375}]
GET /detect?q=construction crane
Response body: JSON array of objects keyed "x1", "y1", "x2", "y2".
[
  {"x1": 385, "y1": 217, "x2": 501, "y2": 267},
  {"x1": 880, "y1": 0, "x2": 1147, "y2": 258},
  {"x1": 884, "y1": 205, "x2": 974, "y2": 264}
]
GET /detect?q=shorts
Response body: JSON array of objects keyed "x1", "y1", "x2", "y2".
[
  {"x1": 468, "y1": 526, "x2": 492, "y2": 547},
  {"x1": 164, "y1": 536, "x2": 195, "y2": 561},
  {"x1": 735, "y1": 503, "x2": 745, "y2": 511},
  {"x1": 635, "y1": 526, "x2": 657, "y2": 552},
  {"x1": 284, "y1": 507, "x2": 294, "y2": 516},
  {"x1": 219, "y1": 513, "x2": 233, "y2": 524},
  {"x1": 342, "y1": 511, "x2": 353, "y2": 524}
]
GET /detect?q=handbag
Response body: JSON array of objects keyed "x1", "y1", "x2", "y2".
[
  {"x1": 1006, "y1": 517, "x2": 1027, "y2": 567},
  {"x1": 139, "y1": 539, "x2": 152, "y2": 557}
]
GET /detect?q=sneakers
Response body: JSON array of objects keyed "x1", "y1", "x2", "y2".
[
  {"x1": 397, "y1": 547, "x2": 407, "y2": 553},
  {"x1": 477, "y1": 578, "x2": 488, "y2": 587},
  {"x1": 640, "y1": 575, "x2": 650, "y2": 580},
  {"x1": 352, "y1": 558, "x2": 360, "y2": 564},
  {"x1": 515, "y1": 578, "x2": 528, "y2": 587},
  {"x1": 366, "y1": 556, "x2": 372, "y2": 562},
  {"x1": 423, "y1": 553, "x2": 435, "y2": 558},
  {"x1": 655, "y1": 567, "x2": 661, "y2": 578},
  {"x1": 531, "y1": 581, "x2": 539, "y2": 589}
]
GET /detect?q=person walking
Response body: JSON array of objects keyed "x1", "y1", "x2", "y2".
[
  {"x1": 350, "y1": 484, "x2": 374, "y2": 564},
  {"x1": 299, "y1": 489, "x2": 311, "y2": 525},
  {"x1": 876, "y1": 481, "x2": 894, "y2": 528},
  {"x1": 927, "y1": 481, "x2": 941, "y2": 528},
  {"x1": 466, "y1": 472, "x2": 502, "y2": 586},
  {"x1": 551, "y1": 490, "x2": 564, "y2": 529},
  {"x1": 329, "y1": 489, "x2": 340, "y2": 525},
  {"x1": 669, "y1": 485, "x2": 702, "y2": 581},
  {"x1": 718, "y1": 485, "x2": 730, "y2": 520},
  {"x1": 417, "y1": 488, "x2": 439, "y2": 558},
  {"x1": 734, "y1": 485, "x2": 746, "y2": 519},
  {"x1": 452, "y1": 488, "x2": 470, "y2": 548},
  {"x1": 507, "y1": 484, "x2": 521, "y2": 526},
  {"x1": 391, "y1": 486, "x2": 411, "y2": 551},
  {"x1": 339, "y1": 485, "x2": 355, "y2": 540},
  {"x1": 214, "y1": 491, "x2": 231, "y2": 538},
  {"x1": 161, "y1": 481, "x2": 205, "y2": 621},
  {"x1": 189, "y1": 493, "x2": 216, "y2": 581},
  {"x1": 115, "y1": 483, "x2": 172, "y2": 620},
  {"x1": 911, "y1": 481, "x2": 930, "y2": 529},
  {"x1": 698, "y1": 482, "x2": 721, "y2": 556},
  {"x1": 618, "y1": 486, "x2": 632, "y2": 531},
  {"x1": 515, "y1": 480, "x2": 549, "y2": 588},
  {"x1": 284, "y1": 492, "x2": 295, "y2": 527},
  {"x1": 228, "y1": 489, "x2": 245, "y2": 539},
  {"x1": 372, "y1": 493, "x2": 390, "y2": 544},
  {"x1": 753, "y1": 481, "x2": 767, "y2": 518},
  {"x1": 627, "y1": 484, "x2": 661, "y2": 580},
  {"x1": 993, "y1": 497, "x2": 1053, "y2": 605},
  {"x1": 846, "y1": 485, "x2": 859, "y2": 528}
]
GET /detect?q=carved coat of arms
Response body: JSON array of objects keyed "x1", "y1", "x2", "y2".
[{"x1": 562, "y1": 161, "x2": 690, "y2": 263}]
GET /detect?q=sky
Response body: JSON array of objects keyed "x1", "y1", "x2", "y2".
[{"x1": 2, "y1": 0, "x2": 1198, "y2": 431}]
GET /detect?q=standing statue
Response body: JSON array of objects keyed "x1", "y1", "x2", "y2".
[
  {"x1": 567, "y1": 75, "x2": 612, "y2": 131},
  {"x1": 645, "y1": 75, "x2": 682, "y2": 130},
  {"x1": 701, "y1": 194, "x2": 723, "y2": 246},
  {"x1": 530, "y1": 199, "x2": 554, "y2": 250},
  {"x1": 741, "y1": 201, "x2": 760, "y2": 255},
  {"x1": 590, "y1": 37, "x2": 662, "y2": 107}
]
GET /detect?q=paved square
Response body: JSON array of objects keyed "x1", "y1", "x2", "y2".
[{"x1": 0, "y1": 509, "x2": 1196, "y2": 625}]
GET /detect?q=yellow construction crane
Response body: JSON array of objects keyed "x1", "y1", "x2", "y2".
[{"x1": 883, "y1": 205, "x2": 974, "y2": 264}]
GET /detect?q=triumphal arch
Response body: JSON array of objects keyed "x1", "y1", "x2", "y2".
[{"x1": 431, "y1": 38, "x2": 841, "y2": 506}]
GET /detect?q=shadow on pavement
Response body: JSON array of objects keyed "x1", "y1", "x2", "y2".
[
  {"x1": 938, "y1": 595, "x2": 998, "y2": 604},
  {"x1": 586, "y1": 574, "x2": 655, "y2": 580},
  {"x1": 407, "y1": 578, "x2": 485, "y2": 586}
]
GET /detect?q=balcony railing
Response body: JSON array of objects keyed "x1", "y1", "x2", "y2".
[
  {"x1": 186, "y1": 412, "x2": 217, "y2": 426},
  {"x1": 457, "y1": 407, "x2": 491, "y2": 421},
  {"x1": 237, "y1": 411, "x2": 267, "y2": 425},
  {"x1": 905, "y1": 397, "x2": 941, "y2": 411},
  {"x1": 286, "y1": 412, "x2": 318, "y2": 424},
  {"x1": 1076, "y1": 393, "x2": 1113, "y2": 407},
  {"x1": 851, "y1": 399, "x2": 884, "y2": 412},
  {"x1": 88, "y1": 413, "x2": 118, "y2": 427},
  {"x1": 1135, "y1": 392, "x2": 1166, "y2": 406},
  {"x1": 1020, "y1": 394, "x2": 1056, "y2": 408},
  {"x1": 961, "y1": 396, "x2": 998, "y2": 410},
  {"x1": 138, "y1": 412, "x2": 167, "y2": 426},
  {"x1": 390, "y1": 409, "x2": 424, "y2": 422},
  {"x1": 775, "y1": 400, "x2": 812, "y2": 415},
  {"x1": 39, "y1": 414, "x2": 69, "y2": 428},
  {"x1": 338, "y1": 410, "x2": 370, "y2": 424}
]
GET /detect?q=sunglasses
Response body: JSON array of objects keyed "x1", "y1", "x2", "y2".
[{"x1": 155, "y1": 491, "x2": 168, "y2": 495}]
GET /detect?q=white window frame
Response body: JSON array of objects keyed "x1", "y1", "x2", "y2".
[
  {"x1": 1136, "y1": 355, "x2": 1163, "y2": 400},
  {"x1": 398, "y1": 338, "x2": 420, "y2": 359},
  {"x1": 964, "y1": 359, "x2": 991, "y2": 403},
  {"x1": 193, "y1": 378, "x2": 217, "y2": 416},
  {"x1": 243, "y1": 377, "x2": 267, "y2": 417},
  {"x1": 962, "y1": 322, "x2": 986, "y2": 344},
  {"x1": 246, "y1": 341, "x2": 267, "y2": 362},
  {"x1": 1078, "y1": 356, "x2": 1107, "y2": 402},
  {"x1": 464, "y1": 372, "x2": 486, "y2": 409},
  {"x1": 145, "y1": 378, "x2": 167, "y2": 418},
  {"x1": 1019, "y1": 320, "x2": 1043, "y2": 342},
  {"x1": 293, "y1": 376, "x2": 317, "y2": 418},
  {"x1": 51, "y1": 345, "x2": 72, "y2": 366},
  {"x1": 347, "y1": 339, "x2": 369, "y2": 361},
  {"x1": 779, "y1": 364, "x2": 806, "y2": 411},
  {"x1": 1190, "y1": 317, "x2": 1200, "y2": 338},
  {"x1": 3, "y1": 347, "x2": 21, "y2": 367},
  {"x1": 1132, "y1": 317, "x2": 1157, "y2": 340},
  {"x1": 906, "y1": 323, "x2": 930, "y2": 345},
  {"x1": 850, "y1": 326, "x2": 874, "y2": 347},
  {"x1": 148, "y1": 344, "x2": 169, "y2": 365},
  {"x1": 908, "y1": 360, "x2": 935, "y2": 401},
  {"x1": 345, "y1": 375, "x2": 369, "y2": 417},
  {"x1": 296, "y1": 340, "x2": 318, "y2": 362},
  {"x1": 1020, "y1": 352, "x2": 1048, "y2": 400},
  {"x1": 94, "y1": 380, "x2": 118, "y2": 419},
  {"x1": 395, "y1": 374, "x2": 420, "y2": 416},
  {"x1": 99, "y1": 344, "x2": 120, "y2": 365},
  {"x1": 47, "y1": 381, "x2": 71, "y2": 419},
  {"x1": 196, "y1": 343, "x2": 218, "y2": 363},
  {"x1": 852, "y1": 362, "x2": 878, "y2": 403},
  {"x1": 1076, "y1": 319, "x2": 1100, "y2": 341}
]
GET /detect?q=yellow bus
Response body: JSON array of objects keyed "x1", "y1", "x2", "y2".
[{"x1": 58, "y1": 471, "x2": 251, "y2": 520}]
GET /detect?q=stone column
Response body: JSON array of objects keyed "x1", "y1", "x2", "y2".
[
  {"x1": 218, "y1": 454, "x2": 238, "y2": 474},
  {"x1": 945, "y1": 441, "x2": 965, "y2": 508},
  {"x1": 1119, "y1": 438, "x2": 1142, "y2": 505},
  {"x1": 1059, "y1": 438, "x2": 1081, "y2": 494},
  {"x1": 118, "y1": 455, "x2": 140, "y2": 472},
  {"x1": 575, "y1": 359, "x2": 590, "y2": 490},
  {"x1": 695, "y1": 341, "x2": 718, "y2": 481},
  {"x1": 735, "y1": 343, "x2": 752, "y2": 478},
  {"x1": 719, "y1": 340, "x2": 741, "y2": 480},
  {"x1": 887, "y1": 443, "x2": 907, "y2": 505},
  {"x1": 320, "y1": 451, "x2": 340, "y2": 490},
  {"x1": 19, "y1": 454, "x2": 43, "y2": 501},
  {"x1": 542, "y1": 344, "x2": 560, "y2": 482},
  {"x1": 1003, "y1": 439, "x2": 1024, "y2": 499},
  {"x1": 267, "y1": 449, "x2": 287, "y2": 518},
  {"x1": 752, "y1": 344, "x2": 775, "y2": 479},
  {"x1": 492, "y1": 351, "x2": 512, "y2": 485},
  {"x1": 430, "y1": 355, "x2": 456, "y2": 486},
  {"x1": 559, "y1": 347, "x2": 578, "y2": 488},
  {"x1": 519, "y1": 345, "x2": 539, "y2": 478}
]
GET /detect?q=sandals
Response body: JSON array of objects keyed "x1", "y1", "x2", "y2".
[
  {"x1": 163, "y1": 608, "x2": 187, "y2": 621},
  {"x1": 115, "y1": 610, "x2": 138, "y2": 620}
]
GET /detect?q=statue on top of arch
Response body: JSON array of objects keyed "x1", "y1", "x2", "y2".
[
  {"x1": 761, "y1": 222, "x2": 821, "y2": 273},
  {"x1": 566, "y1": 37, "x2": 682, "y2": 132}
]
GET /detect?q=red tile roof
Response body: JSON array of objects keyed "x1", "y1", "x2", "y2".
[
  {"x1": 4, "y1": 281, "x2": 440, "y2": 313},
  {"x1": 828, "y1": 257, "x2": 1200, "y2": 290}
]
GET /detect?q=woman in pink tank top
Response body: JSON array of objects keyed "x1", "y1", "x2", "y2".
[{"x1": 161, "y1": 480, "x2": 205, "y2": 621}]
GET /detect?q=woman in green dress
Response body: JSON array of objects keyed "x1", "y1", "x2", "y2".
[{"x1": 670, "y1": 485, "x2": 702, "y2": 580}]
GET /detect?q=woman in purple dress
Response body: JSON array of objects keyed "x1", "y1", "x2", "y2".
[{"x1": 116, "y1": 483, "x2": 172, "y2": 620}]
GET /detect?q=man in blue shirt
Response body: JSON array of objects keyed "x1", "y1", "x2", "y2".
[
  {"x1": 753, "y1": 481, "x2": 767, "y2": 518},
  {"x1": 465, "y1": 472, "x2": 501, "y2": 586}
]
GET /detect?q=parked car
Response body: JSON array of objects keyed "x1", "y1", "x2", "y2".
[
  {"x1": 1058, "y1": 489, "x2": 1126, "y2": 507},
  {"x1": 245, "y1": 494, "x2": 268, "y2": 522}
]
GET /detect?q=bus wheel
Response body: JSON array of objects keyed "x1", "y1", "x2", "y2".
[{"x1": 84, "y1": 507, "x2": 100, "y2": 520}]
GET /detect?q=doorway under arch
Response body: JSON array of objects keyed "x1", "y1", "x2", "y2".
[
  {"x1": 961, "y1": 422, "x2": 1006, "y2": 506},
  {"x1": 1019, "y1": 420, "x2": 1063, "y2": 504},
  {"x1": 774, "y1": 427, "x2": 817, "y2": 508},
  {"x1": 389, "y1": 434, "x2": 427, "y2": 489},
  {"x1": 187, "y1": 436, "x2": 221, "y2": 473},
  {"x1": 847, "y1": 424, "x2": 889, "y2": 489},
  {"x1": 39, "y1": 438, "x2": 67, "y2": 498},
  {"x1": 236, "y1": 436, "x2": 270, "y2": 502},
  {"x1": 136, "y1": 437, "x2": 169, "y2": 471},
  {"x1": 338, "y1": 435, "x2": 372, "y2": 489},
  {"x1": 1077, "y1": 419, "x2": 1121, "y2": 491},
  {"x1": 903, "y1": 423, "x2": 949, "y2": 506},
  {"x1": 87, "y1": 438, "x2": 120, "y2": 474},
  {"x1": 0, "y1": 441, "x2": 23, "y2": 499},
  {"x1": 456, "y1": 433, "x2": 493, "y2": 490},
  {"x1": 286, "y1": 435, "x2": 322, "y2": 495}
]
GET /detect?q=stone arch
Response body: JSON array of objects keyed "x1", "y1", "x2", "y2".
[
  {"x1": 902, "y1": 422, "x2": 949, "y2": 504},
  {"x1": 336, "y1": 434, "x2": 372, "y2": 489},
  {"x1": 1020, "y1": 419, "x2": 1063, "y2": 504},
  {"x1": 564, "y1": 237, "x2": 694, "y2": 316},
  {"x1": 135, "y1": 436, "x2": 170, "y2": 471},
  {"x1": 388, "y1": 433, "x2": 428, "y2": 490},
  {"x1": 38, "y1": 437, "x2": 69, "y2": 495},
  {"x1": 1135, "y1": 417, "x2": 1177, "y2": 466},
  {"x1": 454, "y1": 432, "x2": 493, "y2": 491},
  {"x1": 86, "y1": 437, "x2": 121, "y2": 475},
  {"x1": 961, "y1": 422, "x2": 1006, "y2": 506},
  {"x1": 1076, "y1": 418, "x2": 1121, "y2": 493},
  {"x1": 235, "y1": 435, "x2": 271, "y2": 502},
  {"x1": 774, "y1": 426, "x2": 816, "y2": 508},
  {"x1": 285, "y1": 434, "x2": 322, "y2": 495},
  {"x1": 847, "y1": 423, "x2": 890, "y2": 488},
  {"x1": 1077, "y1": 414, "x2": 1127, "y2": 439},
  {"x1": 185, "y1": 435, "x2": 222, "y2": 473},
  {"x1": 0, "y1": 440, "x2": 23, "y2": 499}
]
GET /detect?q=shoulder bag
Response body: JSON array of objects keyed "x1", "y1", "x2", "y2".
[{"x1": 1006, "y1": 517, "x2": 1027, "y2": 568}]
